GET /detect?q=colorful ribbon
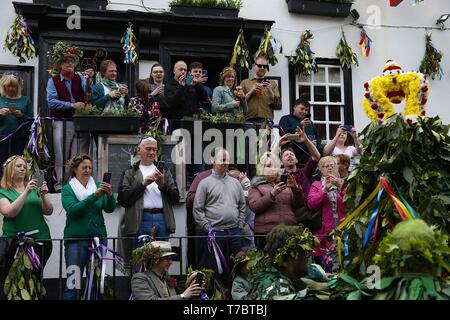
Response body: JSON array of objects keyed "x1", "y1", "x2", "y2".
[
  {"x1": 362, "y1": 188, "x2": 384, "y2": 250},
  {"x1": 0, "y1": 119, "x2": 33, "y2": 143},
  {"x1": 359, "y1": 26, "x2": 372, "y2": 57},
  {"x1": 207, "y1": 229, "x2": 229, "y2": 275},
  {"x1": 26, "y1": 116, "x2": 50, "y2": 160},
  {"x1": 380, "y1": 177, "x2": 415, "y2": 221},
  {"x1": 84, "y1": 237, "x2": 124, "y2": 300},
  {"x1": 121, "y1": 22, "x2": 138, "y2": 65},
  {"x1": 14, "y1": 230, "x2": 42, "y2": 271}
]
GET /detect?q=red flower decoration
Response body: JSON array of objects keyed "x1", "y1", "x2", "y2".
[
  {"x1": 421, "y1": 98, "x2": 427, "y2": 105},
  {"x1": 421, "y1": 110, "x2": 426, "y2": 116},
  {"x1": 377, "y1": 112, "x2": 385, "y2": 119},
  {"x1": 364, "y1": 82, "x2": 369, "y2": 89},
  {"x1": 421, "y1": 86, "x2": 428, "y2": 92},
  {"x1": 371, "y1": 104, "x2": 378, "y2": 110},
  {"x1": 406, "y1": 118, "x2": 413, "y2": 125},
  {"x1": 364, "y1": 92, "x2": 370, "y2": 99}
]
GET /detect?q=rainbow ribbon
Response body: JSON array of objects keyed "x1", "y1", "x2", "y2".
[
  {"x1": 121, "y1": 22, "x2": 138, "y2": 65},
  {"x1": 362, "y1": 188, "x2": 384, "y2": 250},
  {"x1": 380, "y1": 177, "x2": 415, "y2": 221},
  {"x1": 359, "y1": 26, "x2": 372, "y2": 57}
]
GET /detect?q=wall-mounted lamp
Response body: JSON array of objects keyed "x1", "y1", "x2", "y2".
[
  {"x1": 436, "y1": 14, "x2": 450, "y2": 30},
  {"x1": 350, "y1": 9, "x2": 360, "y2": 24}
]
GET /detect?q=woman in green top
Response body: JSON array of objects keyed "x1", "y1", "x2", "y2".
[
  {"x1": 91, "y1": 59, "x2": 130, "y2": 112},
  {"x1": 0, "y1": 155, "x2": 53, "y2": 283},
  {"x1": 0, "y1": 75, "x2": 33, "y2": 171},
  {"x1": 211, "y1": 67, "x2": 247, "y2": 118},
  {"x1": 61, "y1": 154, "x2": 116, "y2": 300}
]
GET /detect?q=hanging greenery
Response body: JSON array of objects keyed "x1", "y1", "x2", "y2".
[
  {"x1": 4, "y1": 15, "x2": 37, "y2": 63},
  {"x1": 254, "y1": 27, "x2": 281, "y2": 66},
  {"x1": 419, "y1": 33, "x2": 443, "y2": 80},
  {"x1": 230, "y1": 29, "x2": 251, "y2": 71},
  {"x1": 288, "y1": 30, "x2": 318, "y2": 77},
  {"x1": 336, "y1": 31, "x2": 358, "y2": 69}
]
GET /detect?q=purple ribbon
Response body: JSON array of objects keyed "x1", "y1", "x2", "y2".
[
  {"x1": 0, "y1": 119, "x2": 33, "y2": 143},
  {"x1": 26, "y1": 116, "x2": 50, "y2": 160},
  {"x1": 207, "y1": 229, "x2": 229, "y2": 274},
  {"x1": 14, "y1": 231, "x2": 42, "y2": 271}
]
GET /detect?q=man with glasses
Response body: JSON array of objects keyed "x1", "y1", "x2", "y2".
[
  {"x1": 239, "y1": 55, "x2": 280, "y2": 123},
  {"x1": 46, "y1": 46, "x2": 94, "y2": 192}
]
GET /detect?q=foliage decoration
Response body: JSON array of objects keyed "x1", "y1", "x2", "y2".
[
  {"x1": 273, "y1": 226, "x2": 318, "y2": 267},
  {"x1": 254, "y1": 27, "x2": 281, "y2": 66},
  {"x1": 338, "y1": 114, "x2": 450, "y2": 276},
  {"x1": 230, "y1": 29, "x2": 251, "y2": 71},
  {"x1": 4, "y1": 15, "x2": 37, "y2": 63},
  {"x1": 419, "y1": 33, "x2": 443, "y2": 80},
  {"x1": 169, "y1": 0, "x2": 243, "y2": 10},
  {"x1": 47, "y1": 41, "x2": 84, "y2": 76},
  {"x1": 199, "y1": 110, "x2": 245, "y2": 123},
  {"x1": 336, "y1": 31, "x2": 358, "y2": 69},
  {"x1": 23, "y1": 116, "x2": 50, "y2": 176},
  {"x1": 288, "y1": 30, "x2": 318, "y2": 77}
]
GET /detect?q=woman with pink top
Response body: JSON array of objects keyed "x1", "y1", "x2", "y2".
[{"x1": 307, "y1": 156, "x2": 346, "y2": 272}]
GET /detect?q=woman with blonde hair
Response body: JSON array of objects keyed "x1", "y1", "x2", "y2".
[
  {"x1": 0, "y1": 155, "x2": 53, "y2": 298},
  {"x1": 0, "y1": 74, "x2": 33, "y2": 169},
  {"x1": 249, "y1": 152, "x2": 304, "y2": 249},
  {"x1": 211, "y1": 67, "x2": 247, "y2": 118}
]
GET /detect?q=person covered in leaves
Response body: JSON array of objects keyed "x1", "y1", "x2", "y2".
[
  {"x1": 245, "y1": 224, "x2": 329, "y2": 300},
  {"x1": 331, "y1": 219, "x2": 450, "y2": 300},
  {"x1": 131, "y1": 241, "x2": 203, "y2": 300}
]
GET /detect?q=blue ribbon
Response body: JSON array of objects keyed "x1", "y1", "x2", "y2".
[{"x1": 362, "y1": 187, "x2": 384, "y2": 250}]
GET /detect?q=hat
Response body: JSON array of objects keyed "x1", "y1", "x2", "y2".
[
  {"x1": 231, "y1": 251, "x2": 250, "y2": 278},
  {"x1": 382, "y1": 59, "x2": 403, "y2": 76},
  {"x1": 150, "y1": 241, "x2": 177, "y2": 258},
  {"x1": 48, "y1": 41, "x2": 84, "y2": 76}
]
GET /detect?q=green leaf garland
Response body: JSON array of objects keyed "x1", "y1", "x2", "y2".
[
  {"x1": 254, "y1": 27, "x2": 281, "y2": 66},
  {"x1": 288, "y1": 30, "x2": 318, "y2": 77},
  {"x1": 230, "y1": 29, "x2": 251, "y2": 71},
  {"x1": 4, "y1": 15, "x2": 37, "y2": 63},
  {"x1": 419, "y1": 33, "x2": 443, "y2": 80},
  {"x1": 336, "y1": 31, "x2": 358, "y2": 69}
]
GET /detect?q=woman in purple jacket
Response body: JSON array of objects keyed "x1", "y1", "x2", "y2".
[
  {"x1": 248, "y1": 152, "x2": 304, "y2": 249},
  {"x1": 307, "y1": 156, "x2": 347, "y2": 271}
]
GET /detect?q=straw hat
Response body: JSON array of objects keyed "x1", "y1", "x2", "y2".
[{"x1": 150, "y1": 241, "x2": 177, "y2": 258}]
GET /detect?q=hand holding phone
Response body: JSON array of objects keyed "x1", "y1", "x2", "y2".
[
  {"x1": 279, "y1": 174, "x2": 288, "y2": 184},
  {"x1": 32, "y1": 170, "x2": 46, "y2": 187},
  {"x1": 286, "y1": 133, "x2": 299, "y2": 141},
  {"x1": 202, "y1": 70, "x2": 208, "y2": 77},
  {"x1": 102, "y1": 172, "x2": 112, "y2": 184},
  {"x1": 195, "y1": 272, "x2": 205, "y2": 286},
  {"x1": 8, "y1": 104, "x2": 16, "y2": 113},
  {"x1": 305, "y1": 113, "x2": 312, "y2": 120},
  {"x1": 156, "y1": 161, "x2": 165, "y2": 172},
  {"x1": 186, "y1": 74, "x2": 193, "y2": 86}
]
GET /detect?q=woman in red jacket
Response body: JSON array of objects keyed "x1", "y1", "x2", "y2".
[{"x1": 248, "y1": 152, "x2": 304, "y2": 249}]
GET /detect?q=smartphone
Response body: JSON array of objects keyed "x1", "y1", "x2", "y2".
[
  {"x1": 279, "y1": 174, "x2": 288, "y2": 184},
  {"x1": 202, "y1": 70, "x2": 208, "y2": 77},
  {"x1": 256, "y1": 77, "x2": 266, "y2": 83},
  {"x1": 287, "y1": 133, "x2": 299, "y2": 141},
  {"x1": 8, "y1": 104, "x2": 16, "y2": 113},
  {"x1": 32, "y1": 170, "x2": 46, "y2": 187},
  {"x1": 305, "y1": 113, "x2": 312, "y2": 119},
  {"x1": 156, "y1": 161, "x2": 165, "y2": 172},
  {"x1": 186, "y1": 74, "x2": 193, "y2": 85},
  {"x1": 195, "y1": 272, "x2": 204, "y2": 286},
  {"x1": 102, "y1": 172, "x2": 112, "y2": 184},
  {"x1": 342, "y1": 124, "x2": 353, "y2": 133}
]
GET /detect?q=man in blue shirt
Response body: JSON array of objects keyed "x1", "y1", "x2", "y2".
[
  {"x1": 279, "y1": 99, "x2": 322, "y2": 167},
  {"x1": 46, "y1": 49, "x2": 94, "y2": 191}
]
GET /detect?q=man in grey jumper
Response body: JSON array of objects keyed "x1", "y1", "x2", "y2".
[{"x1": 193, "y1": 147, "x2": 246, "y2": 275}]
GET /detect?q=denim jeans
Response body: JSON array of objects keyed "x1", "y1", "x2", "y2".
[
  {"x1": 132, "y1": 212, "x2": 169, "y2": 249},
  {"x1": 63, "y1": 238, "x2": 107, "y2": 300}
]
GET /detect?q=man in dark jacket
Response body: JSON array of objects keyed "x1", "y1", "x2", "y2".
[
  {"x1": 279, "y1": 99, "x2": 322, "y2": 167},
  {"x1": 117, "y1": 136, "x2": 180, "y2": 264}
]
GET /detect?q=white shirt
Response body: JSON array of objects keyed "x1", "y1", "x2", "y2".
[{"x1": 139, "y1": 164, "x2": 163, "y2": 209}]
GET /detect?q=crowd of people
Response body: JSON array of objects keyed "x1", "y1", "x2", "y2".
[{"x1": 0, "y1": 43, "x2": 367, "y2": 300}]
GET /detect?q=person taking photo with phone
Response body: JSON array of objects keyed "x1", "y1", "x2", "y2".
[
  {"x1": 279, "y1": 99, "x2": 322, "y2": 167},
  {"x1": 248, "y1": 152, "x2": 304, "y2": 249},
  {"x1": 61, "y1": 154, "x2": 115, "y2": 300},
  {"x1": 240, "y1": 55, "x2": 280, "y2": 123},
  {"x1": 323, "y1": 125, "x2": 362, "y2": 171},
  {"x1": 0, "y1": 155, "x2": 53, "y2": 299},
  {"x1": 0, "y1": 74, "x2": 33, "y2": 172}
]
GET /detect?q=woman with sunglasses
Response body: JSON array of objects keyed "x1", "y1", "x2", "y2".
[
  {"x1": 0, "y1": 74, "x2": 33, "y2": 172},
  {"x1": 0, "y1": 155, "x2": 53, "y2": 298},
  {"x1": 61, "y1": 154, "x2": 116, "y2": 300}
]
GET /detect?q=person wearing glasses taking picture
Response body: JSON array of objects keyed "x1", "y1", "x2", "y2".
[{"x1": 239, "y1": 55, "x2": 280, "y2": 123}]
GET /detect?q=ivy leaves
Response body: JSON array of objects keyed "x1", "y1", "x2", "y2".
[
  {"x1": 230, "y1": 29, "x2": 252, "y2": 71},
  {"x1": 336, "y1": 31, "x2": 358, "y2": 69},
  {"x1": 288, "y1": 30, "x2": 318, "y2": 77},
  {"x1": 254, "y1": 27, "x2": 281, "y2": 66},
  {"x1": 419, "y1": 33, "x2": 443, "y2": 80}
]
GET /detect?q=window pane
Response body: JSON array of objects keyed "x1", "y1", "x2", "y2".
[
  {"x1": 329, "y1": 68, "x2": 341, "y2": 83},
  {"x1": 316, "y1": 124, "x2": 327, "y2": 141},
  {"x1": 329, "y1": 86, "x2": 342, "y2": 103},
  {"x1": 298, "y1": 85, "x2": 311, "y2": 101},
  {"x1": 313, "y1": 105, "x2": 325, "y2": 121},
  {"x1": 329, "y1": 124, "x2": 341, "y2": 140},
  {"x1": 298, "y1": 73, "x2": 311, "y2": 83},
  {"x1": 329, "y1": 106, "x2": 341, "y2": 121},
  {"x1": 314, "y1": 86, "x2": 326, "y2": 102},
  {"x1": 314, "y1": 67, "x2": 325, "y2": 83}
]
